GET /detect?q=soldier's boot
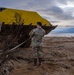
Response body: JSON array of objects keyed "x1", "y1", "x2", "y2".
[
  {"x1": 27, "y1": 59, "x2": 37, "y2": 70},
  {"x1": 39, "y1": 58, "x2": 42, "y2": 66},
  {"x1": 34, "y1": 58, "x2": 37, "y2": 66}
]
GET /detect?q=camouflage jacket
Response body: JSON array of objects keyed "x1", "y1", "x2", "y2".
[{"x1": 29, "y1": 28, "x2": 45, "y2": 47}]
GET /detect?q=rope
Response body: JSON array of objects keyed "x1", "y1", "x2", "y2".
[
  {"x1": 8, "y1": 37, "x2": 31, "y2": 52},
  {"x1": 0, "y1": 36, "x2": 31, "y2": 55}
]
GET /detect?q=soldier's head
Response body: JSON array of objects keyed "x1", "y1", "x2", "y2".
[{"x1": 37, "y1": 22, "x2": 42, "y2": 28}]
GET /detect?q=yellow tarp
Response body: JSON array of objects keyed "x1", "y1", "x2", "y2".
[{"x1": 0, "y1": 8, "x2": 51, "y2": 26}]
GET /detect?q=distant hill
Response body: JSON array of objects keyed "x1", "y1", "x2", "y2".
[
  {"x1": 0, "y1": 8, "x2": 51, "y2": 26},
  {"x1": 50, "y1": 27, "x2": 74, "y2": 33}
]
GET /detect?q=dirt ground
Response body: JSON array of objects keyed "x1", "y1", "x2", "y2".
[{"x1": 10, "y1": 37, "x2": 74, "y2": 75}]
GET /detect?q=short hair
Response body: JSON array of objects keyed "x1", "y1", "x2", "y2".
[{"x1": 37, "y1": 22, "x2": 42, "y2": 27}]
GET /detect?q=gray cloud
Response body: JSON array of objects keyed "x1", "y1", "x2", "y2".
[
  {"x1": 37, "y1": 5, "x2": 74, "y2": 20},
  {"x1": 34, "y1": 6, "x2": 63, "y2": 20},
  {"x1": 50, "y1": 21, "x2": 60, "y2": 23},
  {"x1": 46, "y1": 6, "x2": 63, "y2": 14}
]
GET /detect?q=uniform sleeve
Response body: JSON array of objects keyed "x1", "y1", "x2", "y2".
[
  {"x1": 43, "y1": 30, "x2": 46, "y2": 37},
  {"x1": 29, "y1": 29, "x2": 35, "y2": 37}
]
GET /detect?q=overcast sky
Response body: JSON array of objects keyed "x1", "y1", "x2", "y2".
[{"x1": 0, "y1": 0, "x2": 74, "y2": 26}]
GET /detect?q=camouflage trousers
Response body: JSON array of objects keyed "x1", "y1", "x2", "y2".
[{"x1": 33, "y1": 46, "x2": 44, "y2": 58}]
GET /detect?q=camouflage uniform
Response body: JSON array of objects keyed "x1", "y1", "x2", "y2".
[{"x1": 29, "y1": 28, "x2": 45, "y2": 58}]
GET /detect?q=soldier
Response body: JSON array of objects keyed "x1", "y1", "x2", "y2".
[{"x1": 29, "y1": 22, "x2": 45, "y2": 66}]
